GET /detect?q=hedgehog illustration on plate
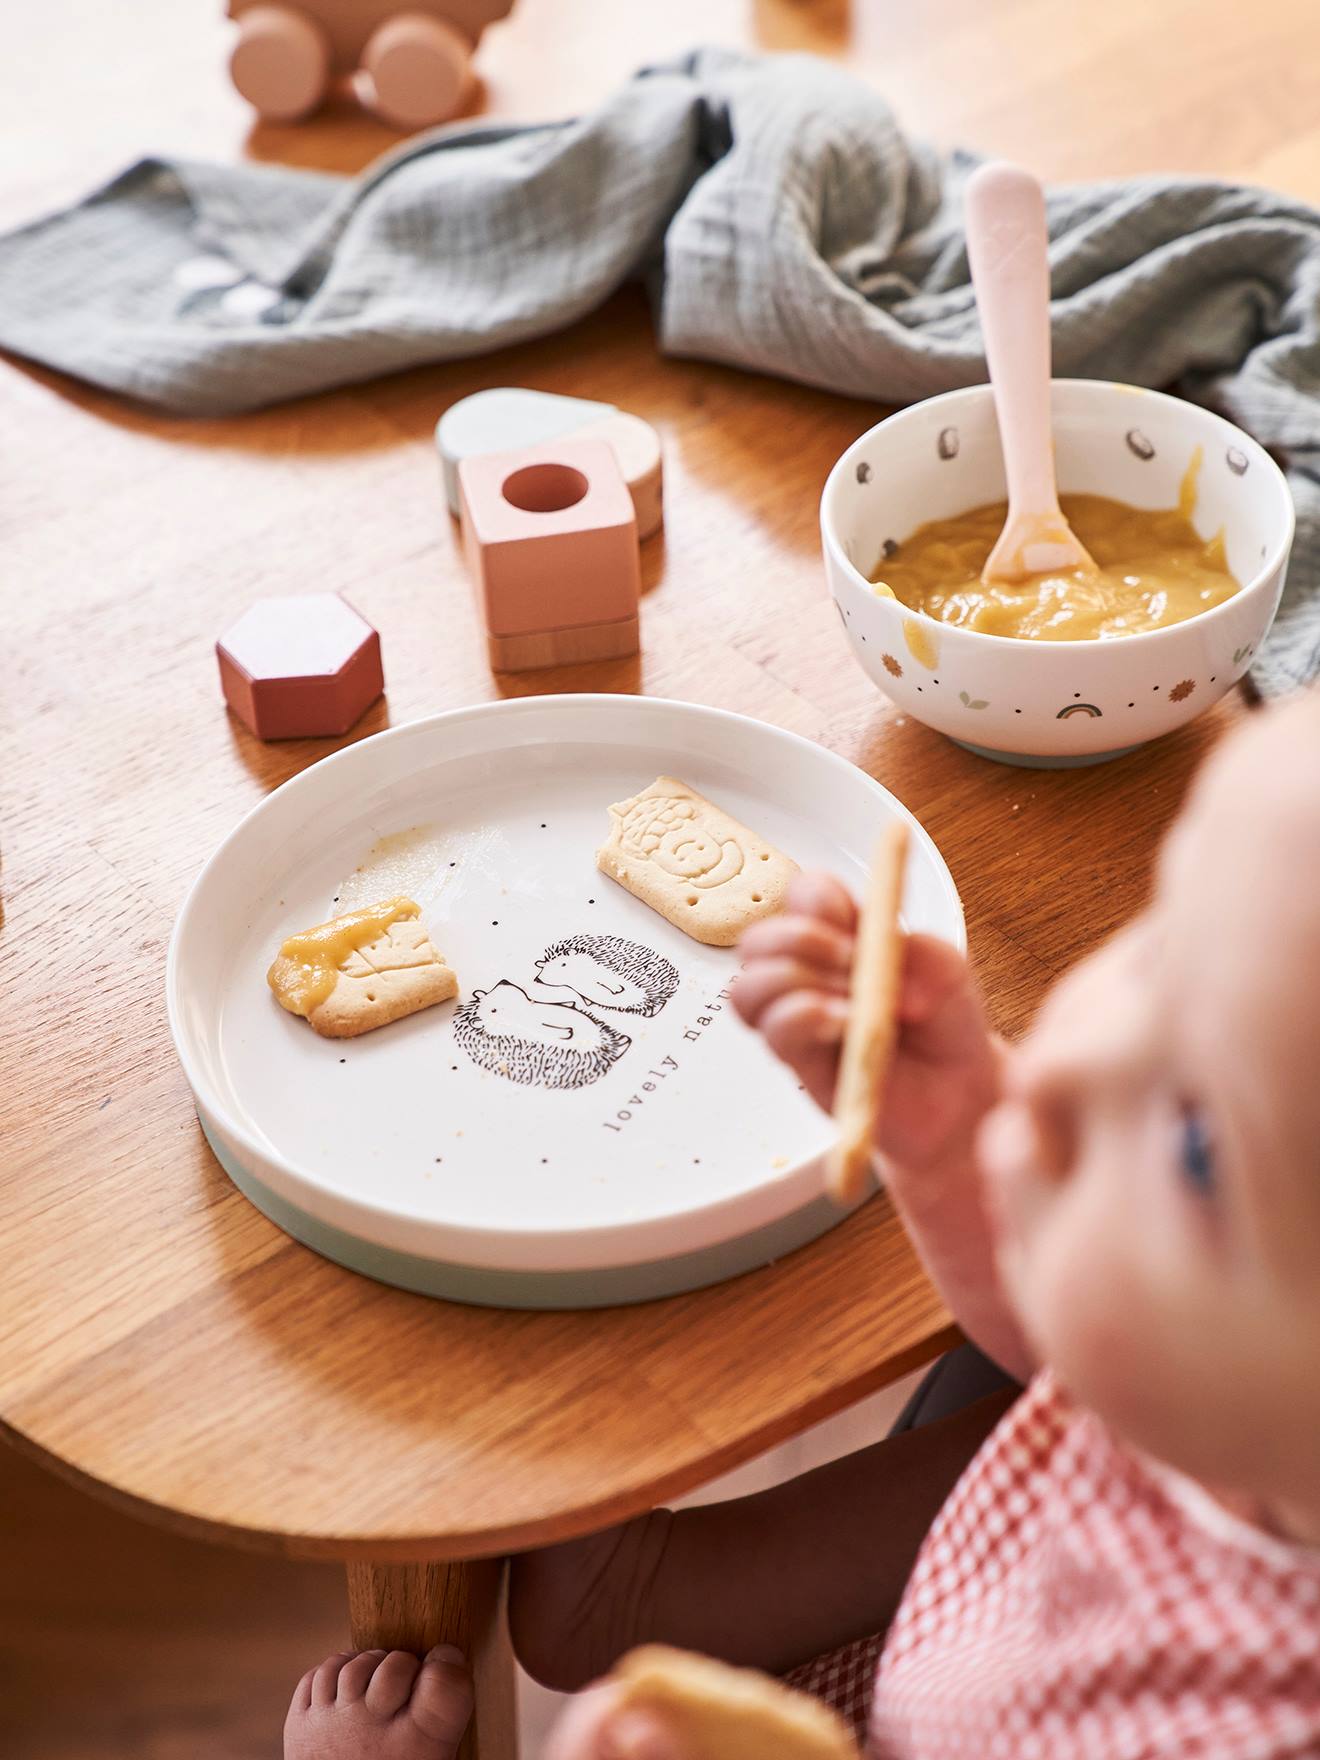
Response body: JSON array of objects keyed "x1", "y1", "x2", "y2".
[
  {"x1": 454, "y1": 932, "x2": 680, "y2": 1090},
  {"x1": 534, "y1": 933, "x2": 679, "y2": 1017},
  {"x1": 453, "y1": 982, "x2": 631, "y2": 1091}
]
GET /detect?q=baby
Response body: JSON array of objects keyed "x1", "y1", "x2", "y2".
[{"x1": 284, "y1": 690, "x2": 1320, "y2": 1760}]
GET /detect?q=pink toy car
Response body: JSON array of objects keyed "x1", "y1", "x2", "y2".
[{"x1": 227, "y1": 0, "x2": 515, "y2": 129}]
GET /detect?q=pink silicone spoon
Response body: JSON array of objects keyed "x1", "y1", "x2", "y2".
[{"x1": 965, "y1": 161, "x2": 1097, "y2": 584}]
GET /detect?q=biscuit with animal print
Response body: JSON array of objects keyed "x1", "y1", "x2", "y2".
[
  {"x1": 612, "y1": 1646, "x2": 858, "y2": 1760},
  {"x1": 596, "y1": 777, "x2": 798, "y2": 947},
  {"x1": 267, "y1": 898, "x2": 458, "y2": 1039}
]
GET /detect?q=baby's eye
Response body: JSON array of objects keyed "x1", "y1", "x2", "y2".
[{"x1": 1177, "y1": 1104, "x2": 1216, "y2": 1198}]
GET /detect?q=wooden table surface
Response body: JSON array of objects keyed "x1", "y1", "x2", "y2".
[{"x1": 2, "y1": 0, "x2": 1307, "y2": 1575}]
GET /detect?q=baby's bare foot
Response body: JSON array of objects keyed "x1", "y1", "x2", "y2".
[{"x1": 284, "y1": 1645, "x2": 473, "y2": 1760}]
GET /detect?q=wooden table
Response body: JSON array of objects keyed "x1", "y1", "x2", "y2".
[{"x1": 4, "y1": 0, "x2": 1311, "y2": 1753}]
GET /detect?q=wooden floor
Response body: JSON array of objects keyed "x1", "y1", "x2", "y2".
[{"x1": 0, "y1": 1442, "x2": 346, "y2": 1759}]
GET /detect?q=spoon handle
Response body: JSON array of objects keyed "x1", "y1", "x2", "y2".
[{"x1": 965, "y1": 162, "x2": 1059, "y2": 521}]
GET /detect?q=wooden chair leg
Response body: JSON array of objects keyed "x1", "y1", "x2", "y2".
[{"x1": 346, "y1": 1558, "x2": 517, "y2": 1760}]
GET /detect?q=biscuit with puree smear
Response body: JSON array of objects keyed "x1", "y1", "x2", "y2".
[
  {"x1": 267, "y1": 898, "x2": 458, "y2": 1038},
  {"x1": 611, "y1": 1645, "x2": 858, "y2": 1760},
  {"x1": 596, "y1": 777, "x2": 798, "y2": 947}
]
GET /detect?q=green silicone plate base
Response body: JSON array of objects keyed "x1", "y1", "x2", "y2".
[{"x1": 201, "y1": 1117, "x2": 865, "y2": 1311}]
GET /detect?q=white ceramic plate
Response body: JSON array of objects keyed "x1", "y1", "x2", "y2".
[{"x1": 168, "y1": 696, "x2": 963, "y2": 1307}]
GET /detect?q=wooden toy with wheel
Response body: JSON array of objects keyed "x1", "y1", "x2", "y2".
[{"x1": 226, "y1": 0, "x2": 515, "y2": 128}]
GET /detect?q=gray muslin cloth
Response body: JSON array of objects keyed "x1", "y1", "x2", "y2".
[{"x1": 3, "y1": 47, "x2": 1320, "y2": 696}]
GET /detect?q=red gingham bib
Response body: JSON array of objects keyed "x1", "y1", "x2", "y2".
[
  {"x1": 787, "y1": 1371, "x2": 1320, "y2": 1756},
  {"x1": 869, "y1": 1371, "x2": 1320, "y2": 1758}
]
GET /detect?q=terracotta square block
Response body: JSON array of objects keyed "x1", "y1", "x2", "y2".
[
  {"x1": 458, "y1": 438, "x2": 641, "y2": 643},
  {"x1": 217, "y1": 593, "x2": 384, "y2": 740},
  {"x1": 484, "y1": 615, "x2": 641, "y2": 672}
]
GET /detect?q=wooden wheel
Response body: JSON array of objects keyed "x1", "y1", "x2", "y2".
[
  {"x1": 229, "y1": 5, "x2": 332, "y2": 122},
  {"x1": 360, "y1": 11, "x2": 473, "y2": 131}
]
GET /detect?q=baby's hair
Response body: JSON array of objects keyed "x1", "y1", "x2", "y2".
[
  {"x1": 453, "y1": 996, "x2": 630, "y2": 1091},
  {"x1": 537, "y1": 933, "x2": 680, "y2": 1017}
]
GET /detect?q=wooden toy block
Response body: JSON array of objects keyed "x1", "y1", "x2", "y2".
[
  {"x1": 438, "y1": 387, "x2": 664, "y2": 539},
  {"x1": 226, "y1": 1, "x2": 516, "y2": 129},
  {"x1": 217, "y1": 592, "x2": 384, "y2": 739},
  {"x1": 458, "y1": 437, "x2": 641, "y2": 673},
  {"x1": 481, "y1": 616, "x2": 641, "y2": 672},
  {"x1": 574, "y1": 409, "x2": 665, "y2": 542}
]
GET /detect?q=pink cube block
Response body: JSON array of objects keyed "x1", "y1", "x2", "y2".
[
  {"x1": 217, "y1": 592, "x2": 384, "y2": 740},
  {"x1": 458, "y1": 438, "x2": 641, "y2": 670}
]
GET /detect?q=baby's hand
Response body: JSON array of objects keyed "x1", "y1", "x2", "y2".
[
  {"x1": 737, "y1": 870, "x2": 1032, "y2": 1379},
  {"x1": 734, "y1": 872, "x2": 1000, "y2": 1175},
  {"x1": 544, "y1": 1683, "x2": 690, "y2": 1760}
]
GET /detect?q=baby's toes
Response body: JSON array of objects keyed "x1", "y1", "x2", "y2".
[
  {"x1": 311, "y1": 1652, "x2": 358, "y2": 1708},
  {"x1": 290, "y1": 1665, "x2": 317, "y2": 1716},
  {"x1": 405, "y1": 1645, "x2": 474, "y2": 1756},
  {"x1": 284, "y1": 1652, "x2": 356, "y2": 1758},
  {"x1": 283, "y1": 1665, "x2": 320, "y2": 1754},
  {"x1": 336, "y1": 1648, "x2": 390, "y2": 1706},
  {"x1": 364, "y1": 1649, "x2": 422, "y2": 1718}
]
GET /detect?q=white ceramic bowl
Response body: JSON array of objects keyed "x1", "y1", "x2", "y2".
[{"x1": 821, "y1": 381, "x2": 1294, "y2": 765}]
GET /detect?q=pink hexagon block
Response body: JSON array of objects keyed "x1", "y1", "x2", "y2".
[
  {"x1": 458, "y1": 436, "x2": 641, "y2": 672},
  {"x1": 217, "y1": 593, "x2": 384, "y2": 740}
]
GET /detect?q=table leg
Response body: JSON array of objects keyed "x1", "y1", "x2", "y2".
[{"x1": 346, "y1": 1557, "x2": 517, "y2": 1760}]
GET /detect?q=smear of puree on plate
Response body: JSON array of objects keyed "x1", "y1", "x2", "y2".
[{"x1": 871, "y1": 451, "x2": 1240, "y2": 640}]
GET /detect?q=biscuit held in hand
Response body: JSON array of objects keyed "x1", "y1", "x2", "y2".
[
  {"x1": 596, "y1": 776, "x2": 798, "y2": 947},
  {"x1": 610, "y1": 1646, "x2": 858, "y2": 1760},
  {"x1": 829, "y1": 822, "x2": 910, "y2": 1204},
  {"x1": 267, "y1": 898, "x2": 458, "y2": 1039}
]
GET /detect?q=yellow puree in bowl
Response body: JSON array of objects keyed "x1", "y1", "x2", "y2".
[{"x1": 871, "y1": 459, "x2": 1240, "y2": 641}]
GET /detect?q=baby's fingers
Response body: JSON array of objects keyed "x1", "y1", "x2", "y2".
[
  {"x1": 784, "y1": 869, "x2": 859, "y2": 932},
  {"x1": 759, "y1": 992, "x2": 848, "y2": 1111},
  {"x1": 738, "y1": 914, "x2": 854, "y2": 974},
  {"x1": 545, "y1": 1684, "x2": 690, "y2": 1760},
  {"x1": 897, "y1": 935, "x2": 972, "y2": 1020},
  {"x1": 732, "y1": 956, "x2": 849, "y2": 1029},
  {"x1": 544, "y1": 1684, "x2": 620, "y2": 1760}
]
